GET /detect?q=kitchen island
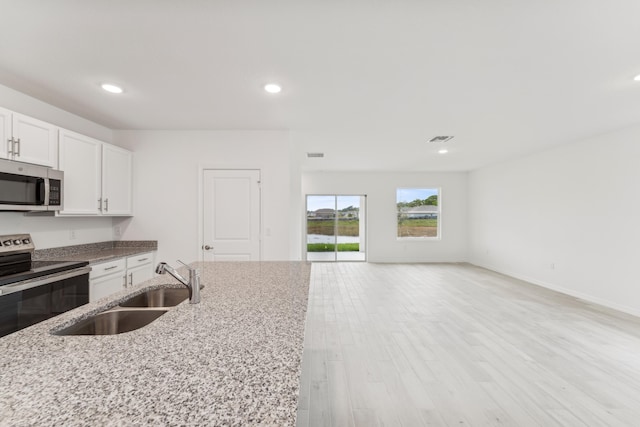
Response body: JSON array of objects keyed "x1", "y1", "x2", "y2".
[{"x1": 0, "y1": 261, "x2": 311, "y2": 426}]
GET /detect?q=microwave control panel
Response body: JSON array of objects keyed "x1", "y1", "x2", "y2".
[{"x1": 49, "y1": 180, "x2": 61, "y2": 206}]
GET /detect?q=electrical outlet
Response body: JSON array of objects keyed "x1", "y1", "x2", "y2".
[
  {"x1": 70, "y1": 229, "x2": 77, "y2": 240},
  {"x1": 113, "y1": 225, "x2": 121, "y2": 238}
]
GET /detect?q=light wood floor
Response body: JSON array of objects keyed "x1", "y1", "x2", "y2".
[{"x1": 296, "y1": 262, "x2": 640, "y2": 427}]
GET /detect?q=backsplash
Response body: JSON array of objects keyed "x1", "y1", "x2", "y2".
[{"x1": 0, "y1": 212, "x2": 115, "y2": 249}]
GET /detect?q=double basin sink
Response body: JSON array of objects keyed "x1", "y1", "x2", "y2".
[{"x1": 55, "y1": 287, "x2": 190, "y2": 336}]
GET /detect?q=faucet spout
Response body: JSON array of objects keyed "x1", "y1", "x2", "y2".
[{"x1": 155, "y1": 262, "x2": 201, "y2": 304}]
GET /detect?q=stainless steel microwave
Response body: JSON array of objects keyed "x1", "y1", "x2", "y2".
[{"x1": 0, "y1": 158, "x2": 63, "y2": 211}]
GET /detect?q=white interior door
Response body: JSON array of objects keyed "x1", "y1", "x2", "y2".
[{"x1": 202, "y1": 169, "x2": 261, "y2": 261}]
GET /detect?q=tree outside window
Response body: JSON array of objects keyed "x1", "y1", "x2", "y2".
[{"x1": 397, "y1": 188, "x2": 440, "y2": 239}]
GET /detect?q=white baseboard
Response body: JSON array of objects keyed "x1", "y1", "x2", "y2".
[{"x1": 470, "y1": 260, "x2": 640, "y2": 319}]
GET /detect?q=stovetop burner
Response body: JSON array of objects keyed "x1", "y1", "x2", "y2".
[{"x1": 0, "y1": 234, "x2": 89, "y2": 287}]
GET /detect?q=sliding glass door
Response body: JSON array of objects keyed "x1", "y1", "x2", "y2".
[{"x1": 306, "y1": 195, "x2": 366, "y2": 262}]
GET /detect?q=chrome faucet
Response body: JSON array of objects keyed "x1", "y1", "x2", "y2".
[{"x1": 155, "y1": 261, "x2": 201, "y2": 304}]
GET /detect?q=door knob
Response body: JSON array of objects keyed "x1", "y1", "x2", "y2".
[{"x1": 202, "y1": 245, "x2": 213, "y2": 251}]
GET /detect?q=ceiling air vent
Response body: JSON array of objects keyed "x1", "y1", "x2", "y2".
[
  {"x1": 428, "y1": 136, "x2": 454, "y2": 143},
  {"x1": 307, "y1": 152, "x2": 324, "y2": 158}
]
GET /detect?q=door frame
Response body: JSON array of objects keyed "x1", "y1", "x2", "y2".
[
  {"x1": 198, "y1": 166, "x2": 262, "y2": 262},
  {"x1": 304, "y1": 194, "x2": 367, "y2": 262}
]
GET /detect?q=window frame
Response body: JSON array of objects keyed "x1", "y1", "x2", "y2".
[{"x1": 396, "y1": 187, "x2": 442, "y2": 241}]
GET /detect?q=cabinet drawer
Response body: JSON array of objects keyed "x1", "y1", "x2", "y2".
[
  {"x1": 126, "y1": 252, "x2": 154, "y2": 269},
  {"x1": 90, "y1": 258, "x2": 126, "y2": 279}
]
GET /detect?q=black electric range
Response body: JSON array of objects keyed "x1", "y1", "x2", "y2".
[
  {"x1": 0, "y1": 234, "x2": 91, "y2": 337},
  {"x1": 0, "y1": 259, "x2": 90, "y2": 286}
]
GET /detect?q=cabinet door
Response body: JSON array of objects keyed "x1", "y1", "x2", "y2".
[
  {"x1": 12, "y1": 113, "x2": 58, "y2": 167},
  {"x1": 89, "y1": 272, "x2": 126, "y2": 302},
  {"x1": 125, "y1": 252, "x2": 155, "y2": 288},
  {"x1": 58, "y1": 129, "x2": 102, "y2": 215},
  {"x1": 127, "y1": 264, "x2": 154, "y2": 288},
  {"x1": 102, "y1": 144, "x2": 132, "y2": 215},
  {"x1": 0, "y1": 107, "x2": 11, "y2": 159}
]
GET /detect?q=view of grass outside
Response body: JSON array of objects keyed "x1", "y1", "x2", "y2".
[
  {"x1": 397, "y1": 188, "x2": 439, "y2": 238},
  {"x1": 306, "y1": 219, "x2": 359, "y2": 236},
  {"x1": 307, "y1": 195, "x2": 361, "y2": 253},
  {"x1": 306, "y1": 219, "x2": 360, "y2": 252},
  {"x1": 307, "y1": 243, "x2": 360, "y2": 252}
]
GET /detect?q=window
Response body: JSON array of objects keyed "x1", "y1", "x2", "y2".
[{"x1": 397, "y1": 188, "x2": 440, "y2": 239}]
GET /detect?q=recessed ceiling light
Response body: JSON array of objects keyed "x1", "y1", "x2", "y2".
[
  {"x1": 101, "y1": 83, "x2": 123, "y2": 94},
  {"x1": 438, "y1": 149, "x2": 449, "y2": 154},
  {"x1": 264, "y1": 83, "x2": 282, "y2": 94},
  {"x1": 634, "y1": 74, "x2": 640, "y2": 81}
]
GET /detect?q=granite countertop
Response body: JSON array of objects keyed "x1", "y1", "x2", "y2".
[
  {"x1": 34, "y1": 240, "x2": 158, "y2": 264},
  {"x1": 46, "y1": 247, "x2": 156, "y2": 264},
  {"x1": 0, "y1": 261, "x2": 311, "y2": 426}
]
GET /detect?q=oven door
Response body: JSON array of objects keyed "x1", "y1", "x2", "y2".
[{"x1": 0, "y1": 267, "x2": 90, "y2": 337}]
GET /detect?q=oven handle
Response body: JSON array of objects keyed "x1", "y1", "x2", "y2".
[{"x1": 0, "y1": 266, "x2": 91, "y2": 296}]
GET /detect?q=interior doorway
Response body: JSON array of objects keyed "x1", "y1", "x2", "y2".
[
  {"x1": 202, "y1": 169, "x2": 261, "y2": 261},
  {"x1": 306, "y1": 195, "x2": 366, "y2": 262}
]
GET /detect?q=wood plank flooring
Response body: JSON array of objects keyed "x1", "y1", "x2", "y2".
[{"x1": 296, "y1": 262, "x2": 640, "y2": 427}]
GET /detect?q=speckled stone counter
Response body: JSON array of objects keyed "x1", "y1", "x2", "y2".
[
  {"x1": 0, "y1": 261, "x2": 311, "y2": 426},
  {"x1": 34, "y1": 240, "x2": 157, "y2": 264}
]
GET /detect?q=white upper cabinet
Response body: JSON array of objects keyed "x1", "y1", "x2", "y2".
[
  {"x1": 11, "y1": 113, "x2": 58, "y2": 167},
  {"x1": 101, "y1": 143, "x2": 132, "y2": 215},
  {"x1": 0, "y1": 107, "x2": 11, "y2": 159},
  {"x1": 58, "y1": 129, "x2": 132, "y2": 216},
  {"x1": 58, "y1": 129, "x2": 102, "y2": 215},
  {"x1": 0, "y1": 108, "x2": 58, "y2": 167},
  {"x1": 2, "y1": 106, "x2": 134, "y2": 217}
]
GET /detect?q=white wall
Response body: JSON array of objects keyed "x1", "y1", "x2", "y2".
[
  {"x1": 0, "y1": 84, "x2": 116, "y2": 248},
  {"x1": 0, "y1": 213, "x2": 115, "y2": 249},
  {"x1": 302, "y1": 171, "x2": 468, "y2": 262},
  {"x1": 468, "y1": 124, "x2": 640, "y2": 316},
  {"x1": 0, "y1": 84, "x2": 113, "y2": 143},
  {"x1": 113, "y1": 130, "x2": 293, "y2": 264}
]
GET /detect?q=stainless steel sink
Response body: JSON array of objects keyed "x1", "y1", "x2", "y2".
[
  {"x1": 54, "y1": 309, "x2": 168, "y2": 335},
  {"x1": 119, "y1": 287, "x2": 189, "y2": 308},
  {"x1": 53, "y1": 287, "x2": 190, "y2": 336}
]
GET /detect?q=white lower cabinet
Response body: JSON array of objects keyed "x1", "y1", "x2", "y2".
[
  {"x1": 89, "y1": 252, "x2": 155, "y2": 302},
  {"x1": 89, "y1": 258, "x2": 126, "y2": 302},
  {"x1": 125, "y1": 252, "x2": 155, "y2": 287}
]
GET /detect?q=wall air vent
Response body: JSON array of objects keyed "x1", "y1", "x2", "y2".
[
  {"x1": 307, "y1": 152, "x2": 325, "y2": 158},
  {"x1": 428, "y1": 136, "x2": 454, "y2": 143}
]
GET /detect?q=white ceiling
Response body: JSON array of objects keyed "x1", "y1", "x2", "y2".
[{"x1": 1, "y1": 0, "x2": 640, "y2": 172}]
